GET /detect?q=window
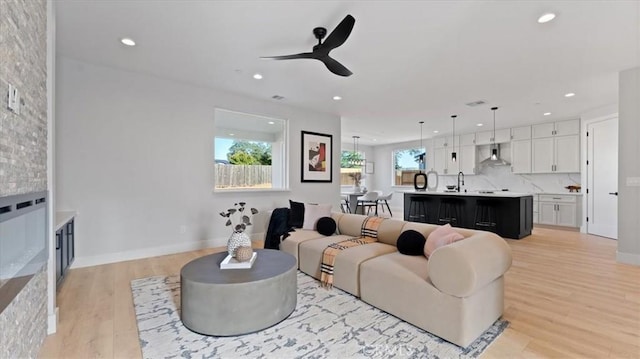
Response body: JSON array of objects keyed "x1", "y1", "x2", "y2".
[
  {"x1": 340, "y1": 150, "x2": 365, "y2": 187},
  {"x1": 392, "y1": 148, "x2": 425, "y2": 186},
  {"x1": 214, "y1": 109, "x2": 287, "y2": 191}
]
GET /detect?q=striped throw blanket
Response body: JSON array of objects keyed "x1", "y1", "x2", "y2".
[{"x1": 320, "y1": 216, "x2": 385, "y2": 288}]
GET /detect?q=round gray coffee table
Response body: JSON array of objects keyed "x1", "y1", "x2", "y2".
[{"x1": 180, "y1": 249, "x2": 297, "y2": 336}]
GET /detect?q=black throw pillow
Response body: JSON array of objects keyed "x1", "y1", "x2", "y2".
[
  {"x1": 397, "y1": 230, "x2": 427, "y2": 256},
  {"x1": 288, "y1": 200, "x2": 305, "y2": 228},
  {"x1": 317, "y1": 217, "x2": 337, "y2": 236}
]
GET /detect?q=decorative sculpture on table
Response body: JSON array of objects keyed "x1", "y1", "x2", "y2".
[{"x1": 219, "y1": 202, "x2": 258, "y2": 258}]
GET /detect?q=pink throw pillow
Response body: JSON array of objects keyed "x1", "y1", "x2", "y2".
[{"x1": 424, "y1": 224, "x2": 465, "y2": 258}]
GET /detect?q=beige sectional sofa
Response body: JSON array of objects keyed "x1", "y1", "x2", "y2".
[{"x1": 279, "y1": 212, "x2": 512, "y2": 348}]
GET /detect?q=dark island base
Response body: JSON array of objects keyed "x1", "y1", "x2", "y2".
[{"x1": 403, "y1": 193, "x2": 533, "y2": 239}]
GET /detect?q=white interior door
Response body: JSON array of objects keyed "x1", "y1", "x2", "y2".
[{"x1": 587, "y1": 118, "x2": 618, "y2": 239}]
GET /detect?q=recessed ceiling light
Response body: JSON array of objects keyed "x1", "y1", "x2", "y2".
[
  {"x1": 333, "y1": 96, "x2": 342, "y2": 101},
  {"x1": 229, "y1": 133, "x2": 235, "y2": 136},
  {"x1": 267, "y1": 121, "x2": 275, "y2": 125},
  {"x1": 120, "y1": 38, "x2": 136, "y2": 46},
  {"x1": 544, "y1": 112, "x2": 552, "y2": 116},
  {"x1": 564, "y1": 92, "x2": 575, "y2": 97},
  {"x1": 372, "y1": 139, "x2": 377, "y2": 142},
  {"x1": 253, "y1": 73, "x2": 263, "y2": 80},
  {"x1": 433, "y1": 130, "x2": 439, "y2": 134},
  {"x1": 476, "y1": 123, "x2": 484, "y2": 127},
  {"x1": 538, "y1": 13, "x2": 556, "y2": 23}
]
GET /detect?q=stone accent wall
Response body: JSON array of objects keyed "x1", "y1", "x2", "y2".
[
  {"x1": 0, "y1": 0, "x2": 48, "y2": 197},
  {"x1": 0, "y1": 0, "x2": 49, "y2": 357},
  {"x1": 0, "y1": 268, "x2": 47, "y2": 358}
]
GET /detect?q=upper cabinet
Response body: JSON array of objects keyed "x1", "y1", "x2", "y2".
[
  {"x1": 532, "y1": 119, "x2": 579, "y2": 138},
  {"x1": 511, "y1": 125, "x2": 532, "y2": 140},
  {"x1": 531, "y1": 120, "x2": 580, "y2": 173},
  {"x1": 475, "y1": 129, "x2": 511, "y2": 145}
]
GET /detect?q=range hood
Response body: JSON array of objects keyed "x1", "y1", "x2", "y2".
[
  {"x1": 479, "y1": 144, "x2": 510, "y2": 167},
  {"x1": 480, "y1": 106, "x2": 510, "y2": 167}
]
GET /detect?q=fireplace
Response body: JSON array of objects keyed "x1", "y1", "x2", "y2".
[{"x1": 0, "y1": 191, "x2": 48, "y2": 314}]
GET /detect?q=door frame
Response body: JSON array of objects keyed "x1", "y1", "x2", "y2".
[{"x1": 580, "y1": 113, "x2": 619, "y2": 235}]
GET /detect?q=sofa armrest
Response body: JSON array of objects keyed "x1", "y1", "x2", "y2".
[{"x1": 427, "y1": 233, "x2": 512, "y2": 297}]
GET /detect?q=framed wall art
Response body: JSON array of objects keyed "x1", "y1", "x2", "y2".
[{"x1": 301, "y1": 131, "x2": 333, "y2": 182}]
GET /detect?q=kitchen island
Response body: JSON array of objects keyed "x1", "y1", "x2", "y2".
[{"x1": 403, "y1": 191, "x2": 533, "y2": 239}]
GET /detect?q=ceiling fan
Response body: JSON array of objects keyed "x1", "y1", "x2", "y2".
[{"x1": 261, "y1": 14, "x2": 355, "y2": 77}]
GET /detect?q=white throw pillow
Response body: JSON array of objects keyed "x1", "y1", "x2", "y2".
[{"x1": 302, "y1": 203, "x2": 332, "y2": 230}]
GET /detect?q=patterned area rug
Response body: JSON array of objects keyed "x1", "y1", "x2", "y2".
[{"x1": 131, "y1": 272, "x2": 507, "y2": 358}]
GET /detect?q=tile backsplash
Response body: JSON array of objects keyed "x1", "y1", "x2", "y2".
[{"x1": 438, "y1": 165, "x2": 581, "y2": 194}]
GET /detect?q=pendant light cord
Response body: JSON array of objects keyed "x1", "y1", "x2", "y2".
[{"x1": 491, "y1": 107, "x2": 498, "y2": 150}]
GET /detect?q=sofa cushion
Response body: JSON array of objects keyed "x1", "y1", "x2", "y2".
[
  {"x1": 424, "y1": 224, "x2": 464, "y2": 258},
  {"x1": 375, "y1": 218, "x2": 406, "y2": 246},
  {"x1": 288, "y1": 200, "x2": 305, "y2": 228},
  {"x1": 316, "y1": 217, "x2": 337, "y2": 236},
  {"x1": 279, "y1": 229, "x2": 326, "y2": 266},
  {"x1": 336, "y1": 214, "x2": 367, "y2": 237},
  {"x1": 397, "y1": 230, "x2": 426, "y2": 256},
  {"x1": 298, "y1": 234, "x2": 396, "y2": 296},
  {"x1": 302, "y1": 203, "x2": 332, "y2": 230}
]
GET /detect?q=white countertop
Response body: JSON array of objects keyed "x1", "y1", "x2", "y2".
[
  {"x1": 534, "y1": 192, "x2": 583, "y2": 196},
  {"x1": 406, "y1": 191, "x2": 532, "y2": 198},
  {"x1": 55, "y1": 211, "x2": 76, "y2": 230}
]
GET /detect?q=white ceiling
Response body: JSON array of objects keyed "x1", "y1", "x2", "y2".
[{"x1": 55, "y1": 1, "x2": 640, "y2": 145}]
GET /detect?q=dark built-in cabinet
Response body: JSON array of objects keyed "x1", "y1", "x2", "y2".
[{"x1": 55, "y1": 215, "x2": 75, "y2": 286}]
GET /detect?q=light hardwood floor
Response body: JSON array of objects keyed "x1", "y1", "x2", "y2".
[{"x1": 38, "y1": 228, "x2": 640, "y2": 358}]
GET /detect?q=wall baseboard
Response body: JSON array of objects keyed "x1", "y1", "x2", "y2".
[
  {"x1": 617, "y1": 251, "x2": 640, "y2": 266},
  {"x1": 47, "y1": 308, "x2": 58, "y2": 335},
  {"x1": 71, "y1": 232, "x2": 265, "y2": 269}
]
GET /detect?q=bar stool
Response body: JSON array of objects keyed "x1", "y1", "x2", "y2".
[
  {"x1": 475, "y1": 199, "x2": 497, "y2": 232},
  {"x1": 408, "y1": 197, "x2": 428, "y2": 223},
  {"x1": 438, "y1": 198, "x2": 462, "y2": 226}
]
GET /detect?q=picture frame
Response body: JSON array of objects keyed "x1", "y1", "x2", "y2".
[
  {"x1": 301, "y1": 131, "x2": 333, "y2": 182},
  {"x1": 365, "y1": 161, "x2": 375, "y2": 174}
]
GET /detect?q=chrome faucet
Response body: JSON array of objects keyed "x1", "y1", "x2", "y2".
[{"x1": 457, "y1": 171, "x2": 465, "y2": 192}]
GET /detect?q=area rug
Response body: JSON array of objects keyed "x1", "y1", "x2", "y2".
[{"x1": 131, "y1": 272, "x2": 508, "y2": 358}]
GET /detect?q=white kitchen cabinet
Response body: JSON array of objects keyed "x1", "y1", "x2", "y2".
[
  {"x1": 459, "y1": 145, "x2": 476, "y2": 174},
  {"x1": 433, "y1": 147, "x2": 448, "y2": 175},
  {"x1": 460, "y1": 133, "x2": 476, "y2": 146},
  {"x1": 532, "y1": 135, "x2": 579, "y2": 173},
  {"x1": 511, "y1": 125, "x2": 531, "y2": 140},
  {"x1": 532, "y1": 119, "x2": 580, "y2": 138},
  {"x1": 511, "y1": 139, "x2": 532, "y2": 173},
  {"x1": 537, "y1": 194, "x2": 578, "y2": 227},
  {"x1": 554, "y1": 135, "x2": 580, "y2": 172},
  {"x1": 475, "y1": 128, "x2": 511, "y2": 145}
]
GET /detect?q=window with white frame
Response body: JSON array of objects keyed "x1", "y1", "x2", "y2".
[
  {"x1": 392, "y1": 147, "x2": 425, "y2": 186},
  {"x1": 214, "y1": 108, "x2": 287, "y2": 190},
  {"x1": 340, "y1": 150, "x2": 365, "y2": 187}
]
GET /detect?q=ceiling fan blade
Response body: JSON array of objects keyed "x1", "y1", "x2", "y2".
[
  {"x1": 320, "y1": 56, "x2": 352, "y2": 77},
  {"x1": 261, "y1": 52, "x2": 316, "y2": 60},
  {"x1": 322, "y1": 15, "x2": 355, "y2": 51}
]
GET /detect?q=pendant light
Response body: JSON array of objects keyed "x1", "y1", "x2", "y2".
[
  {"x1": 480, "y1": 107, "x2": 510, "y2": 166},
  {"x1": 414, "y1": 121, "x2": 428, "y2": 190},
  {"x1": 418, "y1": 121, "x2": 425, "y2": 167},
  {"x1": 451, "y1": 115, "x2": 457, "y2": 162},
  {"x1": 349, "y1": 136, "x2": 364, "y2": 167}
]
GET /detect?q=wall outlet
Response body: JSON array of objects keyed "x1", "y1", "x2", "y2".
[
  {"x1": 7, "y1": 84, "x2": 20, "y2": 114},
  {"x1": 626, "y1": 177, "x2": 640, "y2": 187},
  {"x1": 180, "y1": 225, "x2": 188, "y2": 234}
]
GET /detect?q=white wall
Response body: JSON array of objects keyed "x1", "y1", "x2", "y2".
[
  {"x1": 56, "y1": 57, "x2": 341, "y2": 267},
  {"x1": 618, "y1": 66, "x2": 640, "y2": 265}
]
